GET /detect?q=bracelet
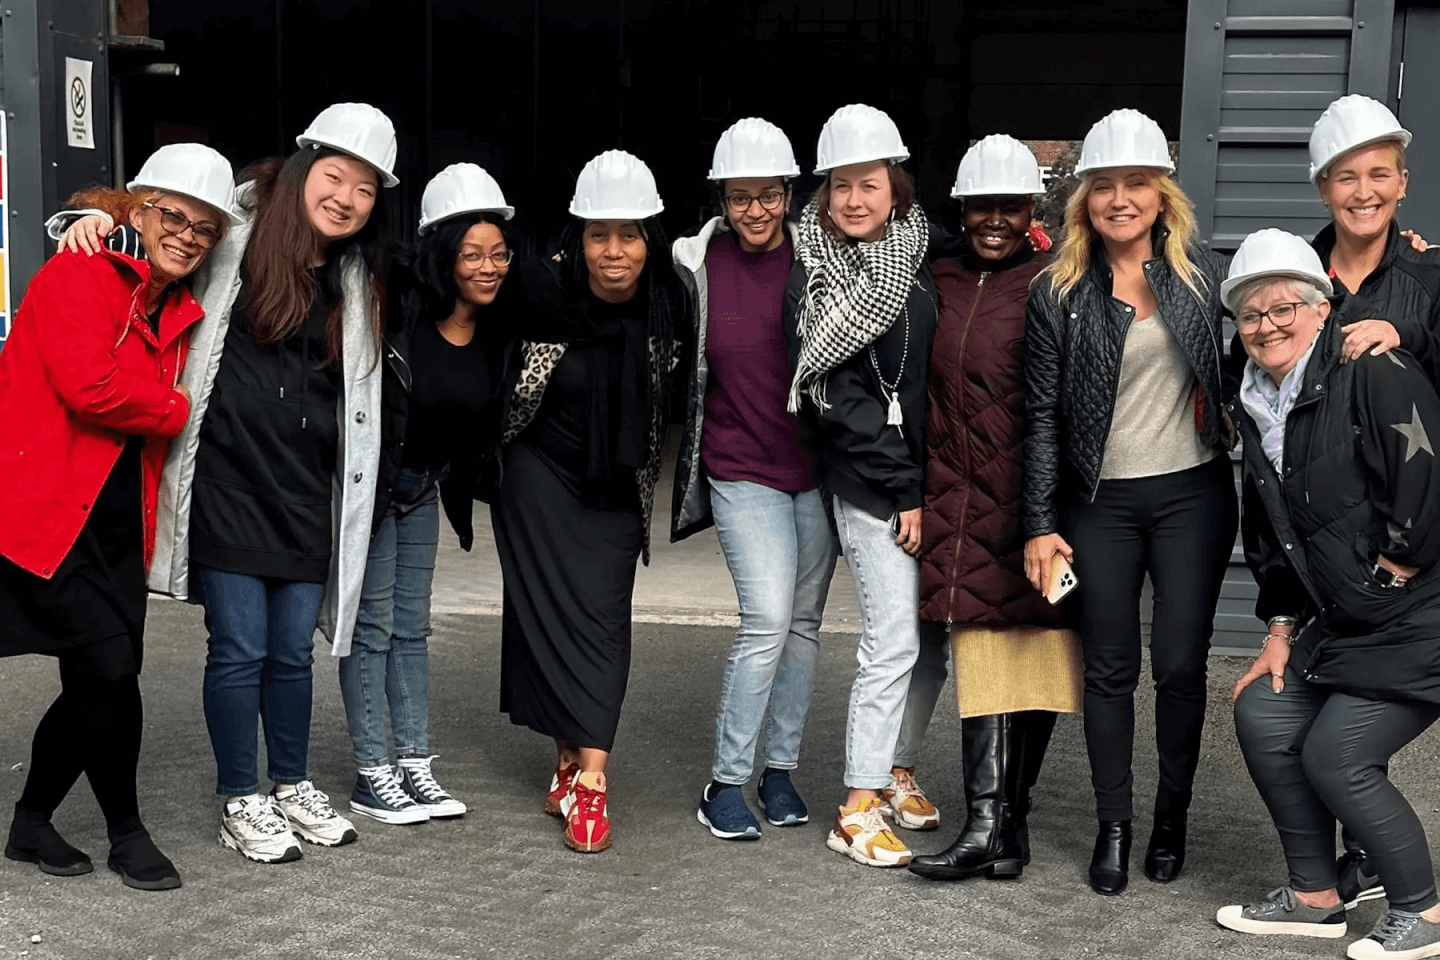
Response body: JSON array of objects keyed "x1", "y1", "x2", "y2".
[{"x1": 1263, "y1": 633, "x2": 1292, "y2": 649}]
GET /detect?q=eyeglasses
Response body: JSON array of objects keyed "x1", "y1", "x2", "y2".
[
  {"x1": 143, "y1": 201, "x2": 223, "y2": 248},
  {"x1": 725, "y1": 190, "x2": 786, "y2": 214},
  {"x1": 458, "y1": 249, "x2": 513, "y2": 268},
  {"x1": 1236, "y1": 301, "x2": 1306, "y2": 331}
]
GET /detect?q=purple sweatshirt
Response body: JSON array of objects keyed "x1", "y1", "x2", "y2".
[{"x1": 700, "y1": 232, "x2": 812, "y2": 491}]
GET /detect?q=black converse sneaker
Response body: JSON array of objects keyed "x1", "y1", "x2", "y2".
[
  {"x1": 350, "y1": 765, "x2": 429, "y2": 825},
  {"x1": 397, "y1": 756, "x2": 466, "y2": 819}
]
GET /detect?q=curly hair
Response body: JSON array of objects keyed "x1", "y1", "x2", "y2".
[{"x1": 65, "y1": 186, "x2": 155, "y2": 227}]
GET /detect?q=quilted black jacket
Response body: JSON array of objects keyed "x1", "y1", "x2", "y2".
[
  {"x1": 1022, "y1": 235, "x2": 1230, "y2": 539},
  {"x1": 1312, "y1": 221, "x2": 1440, "y2": 382},
  {"x1": 1228, "y1": 302, "x2": 1440, "y2": 704}
]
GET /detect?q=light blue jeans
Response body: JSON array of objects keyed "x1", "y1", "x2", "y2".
[
  {"x1": 709, "y1": 479, "x2": 837, "y2": 785},
  {"x1": 338, "y1": 468, "x2": 440, "y2": 768},
  {"x1": 893, "y1": 621, "x2": 950, "y2": 768},
  {"x1": 833, "y1": 496, "x2": 921, "y2": 790}
]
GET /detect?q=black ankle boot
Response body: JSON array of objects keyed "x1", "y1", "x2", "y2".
[
  {"x1": 908, "y1": 714, "x2": 1024, "y2": 882},
  {"x1": 1144, "y1": 814, "x2": 1186, "y2": 883},
  {"x1": 1089, "y1": 819, "x2": 1131, "y2": 895},
  {"x1": 4, "y1": 804, "x2": 93, "y2": 877},
  {"x1": 107, "y1": 820, "x2": 181, "y2": 891}
]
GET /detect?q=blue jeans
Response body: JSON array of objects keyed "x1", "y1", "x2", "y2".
[
  {"x1": 709, "y1": 479, "x2": 837, "y2": 785},
  {"x1": 338, "y1": 469, "x2": 440, "y2": 768},
  {"x1": 199, "y1": 567, "x2": 323, "y2": 796},
  {"x1": 833, "y1": 497, "x2": 921, "y2": 789}
]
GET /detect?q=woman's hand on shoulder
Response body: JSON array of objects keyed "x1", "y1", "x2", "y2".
[
  {"x1": 1024, "y1": 533, "x2": 1073, "y2": 594},
  {"x1": 1340, "y1": 319, "x2": 1401, "y2": 361},
  {"x1": 1402, "y1": 229, "x2": 1429, "y2": 254},
  {"x1": 59, "y1": 215, "x2": 112, "y2": 256}
]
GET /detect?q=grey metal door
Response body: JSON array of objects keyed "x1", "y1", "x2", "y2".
[{"x1": 1397, "y1": 7, "x2": 1440, "y2": 237}]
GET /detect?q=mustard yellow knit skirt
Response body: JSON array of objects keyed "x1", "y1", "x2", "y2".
[{"x1": 952, "y1": 625, "x2": 1084, "y2": 718}]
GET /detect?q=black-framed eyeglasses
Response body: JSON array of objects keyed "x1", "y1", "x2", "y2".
[
  {"x1": 143, "y1": 201, "x2": 223, "y2": 248},
  {"x1": 725, "y1": 190, "x2": 786, "y2": 214},
  {"x1": 458, "y1": 249, "x2": 513, "y2": 268},
  {"x1": 1236, "y1": 301, "x2": 1307, "y2": 331}
]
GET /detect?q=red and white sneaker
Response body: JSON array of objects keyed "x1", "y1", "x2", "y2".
[
  {"x1": 545, "y1": 762, "x2": 580, "y2": 817},
  {"x1": 561, "y1": 771, "x2": 611, "y2": 853}
]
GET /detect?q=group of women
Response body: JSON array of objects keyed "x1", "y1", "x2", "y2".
[{"x1": 1, "y1": 89, "x2": 1438, "y2": 960}]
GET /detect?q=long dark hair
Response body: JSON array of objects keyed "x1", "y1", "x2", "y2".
[
  {"x1": 554, "y1": 215, "x2": 680, "y2": 349},
  {"x1": 405, "y1": 212, "x2": 515, "y2": 329},
  {"x1": 239, "y1": 147, "x2": 390, "y2": 362}
]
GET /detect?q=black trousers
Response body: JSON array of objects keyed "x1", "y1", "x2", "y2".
[
  {"x1": 1235, "y1": 666, "x2": 1440, "y2": 913},
  {"x1": 1062, "y1": 456, "x2": 1238, "y2": 821},
  {"x1": 18, "y1": 634, "x2": 144, "y2": 831}
]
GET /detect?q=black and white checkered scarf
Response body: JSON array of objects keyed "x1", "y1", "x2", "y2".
[{"x1": 787, "y1": 193, "x2": 928, "y2": 413}]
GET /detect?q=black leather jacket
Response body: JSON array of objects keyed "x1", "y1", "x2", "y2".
[{"x1": 1022, "y1": 235, "x2": 1231, "y2": 538}]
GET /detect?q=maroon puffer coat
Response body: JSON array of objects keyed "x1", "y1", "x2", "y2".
[{"x1": 918, "y1": 251, "x2": 1062, "y2": 628}]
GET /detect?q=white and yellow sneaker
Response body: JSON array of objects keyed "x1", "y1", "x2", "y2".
[
  {"x1": 880, "y1": 766, "x2": 940, "y2": 830},
  {"x1": 826, "y1": 797, "x2": 912, "y2": 867}
]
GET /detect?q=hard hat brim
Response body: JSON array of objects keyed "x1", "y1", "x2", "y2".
[
  {"x1": 1073, "y1": 159, "x2": 1176, "y2": 177},
  {"x1": 813, "y1": 152, "x2": 910, "y2": 176},
  {"x1": 126, "y1": 181, "x2": 245, "y2": 226},
  {"x1": 295, "y1": 137, "x2": 401, "y2": 188},
  {"x1": 1221, "y1": 269, "x2": 1334, "y2": 314},
  {"x1": 949, "y1": 186, "x2": 1046, "y2": 198},
  {"x1": 417, "y1": 205, "x2": 517, "y2": 234},
  {"x1": 567, "y1": 204, "x2": 665, "y2": 221},
  {"x1": 707, "y1": 166, "x2": 802, "y2": 181},
  {"x1": 1310, "y1": 130, "x2": 1414, "y2": 182}
]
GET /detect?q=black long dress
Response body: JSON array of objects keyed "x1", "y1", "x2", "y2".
[{"x1": 493, "y1": 298, "x2": 649, "y2": 753}]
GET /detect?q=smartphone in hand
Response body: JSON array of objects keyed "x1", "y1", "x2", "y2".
[{"x1": 1046, "y1": 556, "x2": 1079, "y2": 605}]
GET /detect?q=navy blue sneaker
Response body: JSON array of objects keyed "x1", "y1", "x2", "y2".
[
  {"x1": 757, "y1": 771, "x2": 809, "y2": 826},
  {"x1": 697, "y1": 783, "x2": 761, "y2": 840}
]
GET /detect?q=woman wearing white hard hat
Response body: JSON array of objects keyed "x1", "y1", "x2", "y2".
[
  {"x1": 783, "y1": 104, "x2": 937, "y2": 869},
  {"x1": 905, "y1": 135, "x2": 1082, "y2": 883},
  {"x1": 335, "y1": 164, "x2": 519, "y2": 827},
  {"x1": 1, "y1": 143, "x2": 236, "y2": 891},
  {"x1": 1309, "y1": 95, "x2": 1440, "y2": 380},
  {"x1": 492, "y1": 149, "x2": 683, "y2": 853},
  {"x1": 670, "y1": 118, "x2": 838, "y2": 842},
  {"x1": 54, "y1": 101, "x2": 399, "y2": 864},
  {"x1": 1023, "y1": 108, "x2": 1237, "y2": 895},
  {"x1": 1217, "y1": 228, "x2": 1440, "y2": 959}
]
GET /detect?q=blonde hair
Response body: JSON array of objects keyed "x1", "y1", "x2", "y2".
[{"x1": 1038, "y1": 169, "x2": 1210, "y2": 304}]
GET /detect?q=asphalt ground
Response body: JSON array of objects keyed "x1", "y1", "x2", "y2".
[{"x1": 3, "y1": 595, "x2": 1440, "y2": 960}]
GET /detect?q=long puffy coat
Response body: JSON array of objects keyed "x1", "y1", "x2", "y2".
[
  {"x1": 919, "y1": 250, "x2": 1063, "y2": 628},
  {"x1": 0, "y1": 246, "x2": 197, "y2": 577}
]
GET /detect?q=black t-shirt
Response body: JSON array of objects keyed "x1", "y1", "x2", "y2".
[
  {"x1": 189, "y1": 267, "x2": 342, "y2": 583},
  {"x1": 401, "y1": 319, "x2": 497, "y2": 473}
]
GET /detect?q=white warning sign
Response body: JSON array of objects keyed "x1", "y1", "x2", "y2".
[{"x1": 65, "y1": 57, "x2": 95, "y2": 150}]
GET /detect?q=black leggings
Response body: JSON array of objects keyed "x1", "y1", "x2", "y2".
[
  {"x1": 1235, "y1": 667, "x2": 1440, "y2": 913},
  {"x1": 1062, "y1": 456, "x2": 1238, "y2": 821},
  {"x1": 19, "y1": 636, "x2": 144, "y2": 831}
]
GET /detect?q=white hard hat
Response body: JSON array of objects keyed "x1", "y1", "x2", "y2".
[
  {"x1": 418, "y1": 163, "x2": 514, "y2": 233},
  {"x1": 814, "y1": 104, "x2": 909, "y2": 175},
  {"x1": 1308, "y1": 94, "x2": 1412, "y2": 182},
  {"x1": 568, "y1": 150, "x2": 664, "y2": 220},
  {"x1": 127, "y1": 142, "x2": 241, "y2": 226},
  {"x1": 709, "y1": 118, "x2": 801, "y2": 181},
  {"x1": 1221, "y1": 228, "x2": 1333, "y2": 313},
  {"x1": 295, "y1": 102, "x2": 400, "y2": 188},
  {"x1": 951, "y1": 135, "x2": 1045, "y2": 198},
  {"x1": 1074, "y1": 109, "x2": 1174, "y2": 176}
]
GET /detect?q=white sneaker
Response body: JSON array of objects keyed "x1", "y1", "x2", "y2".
[
  {"x1": 350, "y1": 765, "x2": 430, "y2": 825},
  {"x1": 397, "y1": 756, "x2": 467, "y2": 819},
  {"x1": 826, "y1": 797, "x2": 912, "y2": 867},
  {"x1": 272, "y1": 781, "x2": 359, "y2": 847},
  {"x1": 219, "y1": 795, "x2": 303, "y2": 864}
]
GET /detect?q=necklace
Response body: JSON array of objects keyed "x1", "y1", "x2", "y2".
[{"x1": 868, "y1": 300, "x2": 910, "y2": 432}]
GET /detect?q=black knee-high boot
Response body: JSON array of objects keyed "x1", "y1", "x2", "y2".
[{"x1": 907, "y1": 713, "x2": 1024, "y2": 881}]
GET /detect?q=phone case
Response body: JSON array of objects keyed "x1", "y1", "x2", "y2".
[{"x1": 1046, "y1": 556, "x2": 1079, "y2": 605}]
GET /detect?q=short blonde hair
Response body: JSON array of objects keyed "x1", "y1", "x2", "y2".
[{"x1": 1233, "y1": 277, "x2": 1328, "y2": 315}]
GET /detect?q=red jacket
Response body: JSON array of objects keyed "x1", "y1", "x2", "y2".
[
  {"x1": 918, "y1": 252, "x2": 1063, "y2": 628},
  {"x1": 0, "y1": 246, "x2": 198, "y2": 578}
]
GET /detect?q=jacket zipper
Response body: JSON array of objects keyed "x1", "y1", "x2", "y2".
[{"x1": 945, "y1": 271, "x2": 988, "y2": 622}]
